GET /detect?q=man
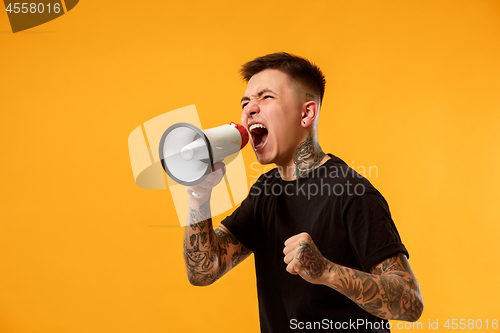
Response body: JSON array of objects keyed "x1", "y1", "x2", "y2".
[{"x1": 183, "y1": 52, "x2": 423, "y2": 332}]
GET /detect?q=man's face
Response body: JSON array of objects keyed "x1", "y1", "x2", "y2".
[{"x1": 241, "y1": 69, "x2": 304, "y2": 166}]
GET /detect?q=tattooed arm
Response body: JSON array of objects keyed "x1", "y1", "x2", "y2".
[
  {"x1": 283, "y1": 232, "x2": 423, "y2": 322},
  {"x1": 183, "y1": 163, "x2": 252, "y2": 286},
  {"x1": 184, "y1": 211, "x2": 252, "y2": 286}
]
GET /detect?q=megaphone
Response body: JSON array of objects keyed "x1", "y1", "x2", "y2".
[{"x1": 159, "y1": 122, "x2": 249, "y2": 188}]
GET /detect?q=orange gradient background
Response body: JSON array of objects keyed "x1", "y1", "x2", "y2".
[{"x1": 1, "y1": 1, "x2": 499, "y2": 332}]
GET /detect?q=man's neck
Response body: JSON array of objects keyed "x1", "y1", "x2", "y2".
[{"x1": 278, "y1": 134, "x2": 328, "y2": 181}]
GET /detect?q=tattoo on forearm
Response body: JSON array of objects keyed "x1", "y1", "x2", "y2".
[
  {"x1": 232, "y1": 246, "x2": 251, "y2": 268},
  {"x1": 327, "y1": 254, "x2": 423, "y2": 321},
  {"x1": 184, "y1": 217, "x2": 251, "y2": 285},
  {"x1": 293, "y1": 134, "x2": 326, "y2": 178},
  {"x1": 184, "y1": 218, "x2": 216, "y2": 285},
  {"x1": 188, "y1": 200, "x2": 211, "y2": 224},
  {"x1": 214, "y1": 227, "x2": 240, "y2": 249}
]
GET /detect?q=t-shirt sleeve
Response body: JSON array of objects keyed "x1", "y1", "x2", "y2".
[
  {"x1": 345, "y1": 190, "x2": 409, "y2": 271},
  {"x1": 220, "y1": 184, "x2": 257, "y2": 252}
]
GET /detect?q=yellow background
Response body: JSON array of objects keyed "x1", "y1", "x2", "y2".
[{"x1": 1, "y1": 0, "x2": 499, "y2": 332}]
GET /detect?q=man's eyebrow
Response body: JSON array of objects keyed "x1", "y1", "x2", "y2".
[{"x1": 240, "y1": 88, "x2": 277, "y2": 104}]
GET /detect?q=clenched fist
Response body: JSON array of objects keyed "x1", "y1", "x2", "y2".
[{"x1": 283, "y1": 232, "x2": 330, "y2": 285}]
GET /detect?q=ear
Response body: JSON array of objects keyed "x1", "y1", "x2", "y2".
[{"x1": 300, "y1": 100, "x2": 318, "y2": 128}]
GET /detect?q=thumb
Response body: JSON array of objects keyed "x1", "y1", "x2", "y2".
[
  {"x1": 213, "y1": 161, "x2": 226, "y2": 174},
  {"x1": 209, "y1": 162, "x2": 226, "y2": 187}
]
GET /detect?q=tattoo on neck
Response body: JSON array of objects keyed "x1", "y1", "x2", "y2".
[{"x1": 293, "y1": 134, "x2": 326, "y2": 178}]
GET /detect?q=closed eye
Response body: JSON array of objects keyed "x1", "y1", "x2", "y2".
[{"x1": 241, "y1": 92, "x2": 274, "y2": 109}]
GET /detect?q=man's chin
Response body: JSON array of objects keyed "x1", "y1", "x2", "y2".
[{"x1": 255, "y1": 152, "x2": 274, "y2": 166}]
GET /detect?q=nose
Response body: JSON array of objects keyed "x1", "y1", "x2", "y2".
[{"x1": 243, "y1": 99, "x2": 260, "y2": 119}]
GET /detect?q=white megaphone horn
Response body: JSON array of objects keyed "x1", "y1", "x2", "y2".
[{"x1": 159, "y1": 122, "x2": 249, "y2": 191}]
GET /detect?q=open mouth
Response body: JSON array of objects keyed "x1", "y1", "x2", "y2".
[{"x1": 249, "y1": 123, "x2": 269, "y2": 150}]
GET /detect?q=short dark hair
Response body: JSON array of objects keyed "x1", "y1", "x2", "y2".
[{"x1": 240, "y1": 52, "x2": 326, "y2": 103}]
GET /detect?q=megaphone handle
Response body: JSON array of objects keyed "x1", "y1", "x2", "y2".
[{"x1": 191, "y1": 165, "x2": 227, "y2": 198}]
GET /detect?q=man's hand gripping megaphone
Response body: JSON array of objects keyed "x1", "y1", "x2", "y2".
[{"x1": 187, "y1": 162, "x2": 226, "y2": 200}]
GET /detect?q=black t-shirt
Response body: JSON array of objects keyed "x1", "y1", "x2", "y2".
[{"x1": 221, "y1": 154, "x2": 408, "y2": 332}]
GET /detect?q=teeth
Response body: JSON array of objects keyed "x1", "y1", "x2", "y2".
[
  {"x1": 255, "y1": 142, "x2": 263, "y2": 148},
  {"x1": 249, "y1": 123, "x2": 266, "y2": 132}
]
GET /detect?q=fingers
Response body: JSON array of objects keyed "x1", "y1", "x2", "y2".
[
  {"x1": 186, "y1": 179, "x2": 215, "y2": 197},
  {"x1": 283, "y1": 232, "x2": 310, "y2": 258},
  {"x1": 283, "y1": 232, "x2": 325, "y2": 280},
  {"x1": 286, "y1": 261, "x2": 299, "y2": 275},
  {"x1": 283, "y1": 249, "x2": 295, "y2": 264},
  {"x1": 283, "y1": 233, "x2": 309, "y2": 275},
  {"x1": 209, "y1": 162, "x2": 226, "y2": 186},
  {"x1": 284, "y1": 232, "x2": 310, "y2": 246},
  {"x1": 186, "y1": 162, "x2": 226, "y2": 198}
]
